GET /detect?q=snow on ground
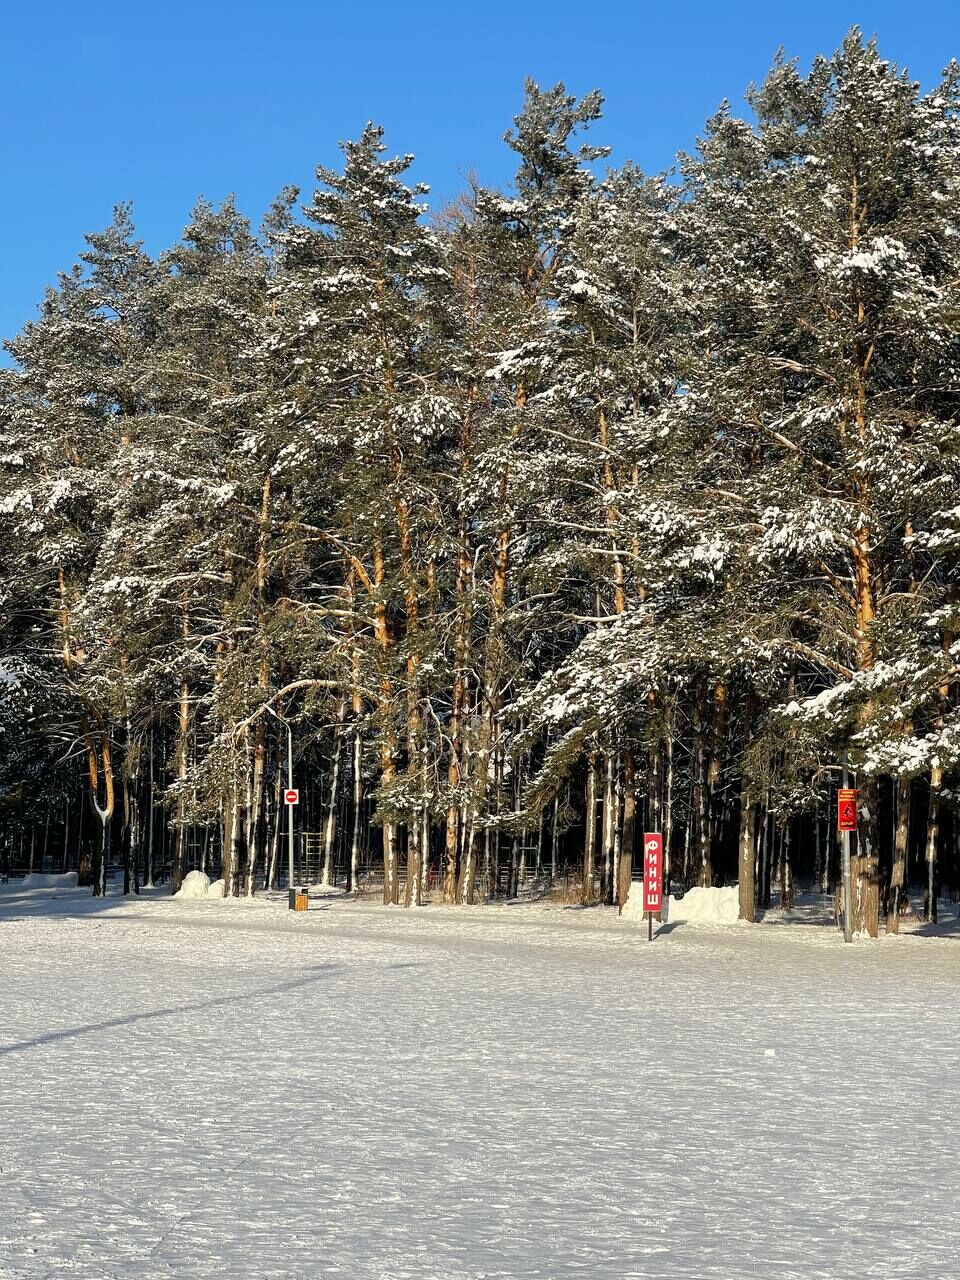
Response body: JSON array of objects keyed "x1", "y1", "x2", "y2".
[
  {"x1": 17, "y1": 871, "x2": 79, "y2": 890},
  {"x1": 1, "y1": 885, "x2": 959, "y2": 1279}
]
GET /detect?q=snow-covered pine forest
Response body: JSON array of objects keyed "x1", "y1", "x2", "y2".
[{"x1": 3, "y1": 31, "x2": 960, "y2": 934}]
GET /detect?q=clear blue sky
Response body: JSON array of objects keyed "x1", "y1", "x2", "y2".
[{"x1": 3, "y1": 0, "x2": 960, "y2": 349}]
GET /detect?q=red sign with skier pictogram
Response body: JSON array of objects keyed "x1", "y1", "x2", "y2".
[
  {"x1": 642, "y1": 833, "x2": 663, "y2": 913},
  {"x1": 837, "y1": 788, "x2": 858, "y2": 832}
]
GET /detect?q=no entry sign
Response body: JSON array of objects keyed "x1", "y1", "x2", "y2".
[
  {"x1": 643, "y1": 833, "x2": 663, "y2": 913},
  {"x1": 837, "y1": 788, "x2": 857, "y2": 832},
  {"x1": 284, "y1": 789, "x2": 300, "y2": 806}
]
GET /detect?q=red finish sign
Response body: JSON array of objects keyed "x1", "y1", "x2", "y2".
[
  {"x1": 837, "y1": 788, "x2": 857, "y2": 832},
  {"x1": 284, "y1": 789, "x2": 300, "y2": 806},
  {"x1": 642, "y1": 833, "x2": 663, "y2": 913}
]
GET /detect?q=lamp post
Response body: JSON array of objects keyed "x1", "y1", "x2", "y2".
[{"x1": 265, "y1": 705, "x2": 297, "y2": 909}]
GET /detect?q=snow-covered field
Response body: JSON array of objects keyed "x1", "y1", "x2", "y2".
[{"x1": 2, "y1": 885, "x2": 959, "y2": 1279}]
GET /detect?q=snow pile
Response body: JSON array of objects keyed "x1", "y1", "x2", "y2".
[
  {"x1": 175, "y1": 870, "x2": 216, "y2": 900},
  {"x1": 622, "y1": 882, "x2": 740, "y2": 925},
  {"x1": 620, "y1": 881, "x2": 651, "y2": 923},
  {"x1": 206, "y1": 878, "x2": 225, "y2": 899},
  {"x1": 665, "y1": 885, "x2": 740, "y2": 925},
  {"x1": 20, "y1": 872, "x2": 79, "y2": 890}
]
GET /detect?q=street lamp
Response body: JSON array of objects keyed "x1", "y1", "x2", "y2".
[{"x1": 265, "y1": 704, "x2": 298, "y2": 909}]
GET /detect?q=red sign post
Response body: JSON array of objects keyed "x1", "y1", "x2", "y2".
[
  {"x1": 837, "y1": 788, "x2": 857, "y2": 832},
  {"x1": 643, "y1": 833, "x2": 664, "y2": 940},
  {"x1": 284, "y1": 789, "x2": 300, "y2": 806}
]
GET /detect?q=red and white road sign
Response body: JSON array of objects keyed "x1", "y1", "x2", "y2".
[
  {"x1": 837, "y1": 788, "x2": 857, "y2": 832},
  {"x1": 642, "y1": 832, "x2": 663, "y2": 913},
  {"x1": 284, "y1": 789, "x2": 300, "y2": 806}
]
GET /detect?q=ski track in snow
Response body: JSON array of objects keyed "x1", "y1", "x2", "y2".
[{"x1": 1, "y1": 887, "x2": 959, "y2": 1279}]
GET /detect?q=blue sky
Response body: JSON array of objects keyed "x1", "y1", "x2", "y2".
[{"x1": 3, "y1": 1, "x2": 960, "y2": 349}]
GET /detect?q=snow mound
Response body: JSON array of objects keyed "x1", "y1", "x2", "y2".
[
  {"x1": 620, "y1": 881, "x2": 650, "y2": 923},
  {"x1": 20, "y1": 871, "x2": 79, "y2": 890},
  {"x1": 175, "y1": 870, "x2": 212, "y2": 900},
  {"x1": 206, "y1": 878, "x2": 225, "y2": 899},
  {"x1": 666, "y1": 885, "x2": 740, "y2": 925},
  {"x1": 622, "y1": 882, "x2": 740, "y2": 925}
]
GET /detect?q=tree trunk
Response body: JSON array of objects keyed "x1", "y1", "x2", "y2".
[
  {"x1": 370, "y1": 539, "x2": 400, "y2": 906},
  {"x1": 582, "y1": 751, "x2": 598, "y2": 904},
  {"x1": 663, "y1": 714, "x2": 674, "y2": 890},
  {"x1": 692, "y1": 682, "x2": 711, "y2": 886},
  {"x1": 171, "y1": 675, "x2": 191, "y2": 895},
  {"x1": 84, "y1": 724, "x2": 115, "y2": 897},
  {"x1": 736, "y1": 698, "x2": 756, "y2": 921},
  {"x1": 266, "y1": 773, "x2": 282, "y2": 890},
  {"x1": 737, "y1": 792, "x2": 757, "y2": 923},
  {"x1": 781, "y1": 819, "x2": 794, "y2": 911},
  {"x1": 853, "y1": 776, "x2": 880, "y2": 937},
  {"x1": 444, "y1": 496, "x2": 472, "y2": 904},
  {"x1": 350, "y1": 724, "x2": 363, "y2": 894},
  {"x1": 925, "y1": 766, "x2": 942, "y2": 923},
  {"x1": 707, "y1": 682, "x2": 727, "y2": 871},
  {"x1": 602, "y1": 753, "x2": 616, "y2": 905},
  {"x1": 617, "y1": 751, "x2": 636, "y2": 914},
  {"x1": 886, "y1": 777, "x2": 910, "y2": 933},
  {"x1": 759, "y1": 807, "x2": 772, "y2": 910},
  {"x1": 322, "y1": 702, "x2": 348, "y2": 887}
]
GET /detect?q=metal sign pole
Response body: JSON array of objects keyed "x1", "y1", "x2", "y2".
[
  {"x1": 841, "y1": 754, "x2": 853, "y2": 944},
  {"x1": 286, "y1": 723, "x2": 297, "y2": 909}
]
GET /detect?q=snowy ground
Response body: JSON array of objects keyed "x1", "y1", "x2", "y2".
[{"x1": 1, "y1": 885, "x2": 959, "y2": 1279}]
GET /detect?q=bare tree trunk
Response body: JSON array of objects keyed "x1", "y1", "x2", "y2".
[
  {"x1": 350, "y1": 724, "x2": 363, "y2": 894},
  {"x1": 738, "y1": 791, "x2": 757, "y2": 923},
  {"x1": 853, "y1": 775, "x2": 880, "y2": 937},
  {"x1": 738, "y1": 702, "x2": 757, "y2": 922},
  {"x1": 813, "y1": 797, "x2": 824, "y2": 895},
  {"x1": 171, "y1": 679, "x2": 190, "y2": 894},
  {"x1": 582, "y1": 751, "x2": 598, "y2": 904},
  {"x1": 692, "y1": 682, "x2": 711, "y2": 887},
  {"x1": 926, "y1": 766, "x2": 941, "y2": 923},
  {"x1": 782, "y1": 819, "x2": 794, "y2": 911},
  {"x1": 459, "y1": 823, "x2": 477, "y2": 904},
  {"x1": 444, "y1": 498, "x2": 472, "y2": 903},
  {"x1": 370, "y1": 539, "x2": 400, "y2": 906},
  {"x1": 84, "y1": 723, "x2": 115, "y2": 898},
  {"x1": 322, "y1": 702, "x2": 348, "y2": 887},
  {"x1": 707, "y1": 682, "x2": 727, "y2": 871},
  {"x1": 550, "y1": 795, "x2": 559, "y2": 883},
  {"x1": 758, "y1": 806, "x2": 771, "y2": 910},
  {"x1": 888, "y1": 777, "x2": 910, "y2": 933},
  {"x1": 663, "y1": 714, "x2": 674, "y2": 890},
  {"x1": 647, "y1": 733, "x2": 662, "y2": 834},
  {"x1": 221, "y1": 773, "x2": 240, "y2": 899},
  {"x1": 618, "y1": 751, "x2": 636, "y2": 914},
  {"x1": 143, "y1": 724, "x2": 155, "y2": 888},
  {"x1": 266, "y1": 772, "x2": 282, "y2": 890},
  {"x1": 602, "y1": 753, "x2": 616, "y2": 905},
  {"x1": 405, "y1": 820, "x2": 423, "y2": 908}
]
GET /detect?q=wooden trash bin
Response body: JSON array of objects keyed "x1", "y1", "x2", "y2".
[{"x1": 293, "y1": 892, "x2": 309, "y2": 912}]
